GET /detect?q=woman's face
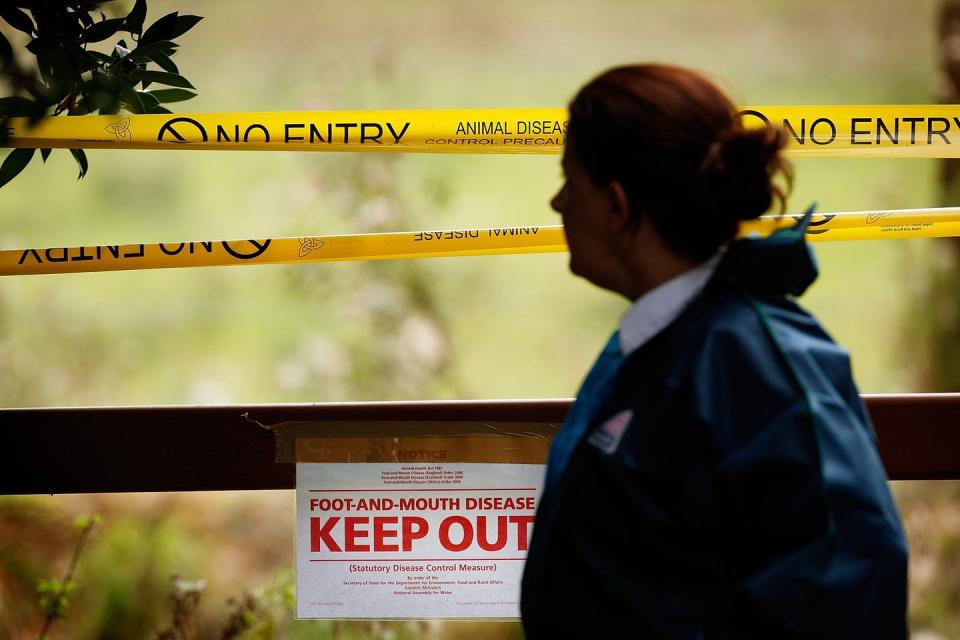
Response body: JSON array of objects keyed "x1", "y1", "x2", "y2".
[{"x1": 551, "y1": 148, "x2": 617, "y2": 287}]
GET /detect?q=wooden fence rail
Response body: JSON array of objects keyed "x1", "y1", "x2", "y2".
[{"x1": 1, "y1": 394, "x2": 958, "y2": 495}]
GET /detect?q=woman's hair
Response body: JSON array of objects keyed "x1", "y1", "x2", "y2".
[{"x1": 567, "y1": 64, "x2": 791, "y2": 262}]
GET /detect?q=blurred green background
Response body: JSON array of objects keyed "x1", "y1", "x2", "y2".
[{"x1": 1, "y1": 0, "x2": 958, "y2": 637}]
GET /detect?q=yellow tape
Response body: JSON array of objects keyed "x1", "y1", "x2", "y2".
[
  {"x1": 2, "y1": 109, "x2": 566, "y2": 154},
  {"x1": 5, "y1": 106, "x2": 960, "y2": 156},
  {"x1": 2, "y1": 208, "x2": 958, "y2": 277}
]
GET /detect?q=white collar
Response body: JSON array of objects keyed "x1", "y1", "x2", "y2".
[{"x1": 618, "y1": 253, "x2": 721, "y2": 356}]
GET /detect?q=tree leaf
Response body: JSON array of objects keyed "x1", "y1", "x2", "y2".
[
  {"x1": 0, "y1": 96, "x2": 36, "y2": 117},
  {"x1": 85, "y1": 88, "x2": 109, "y2": 110},
  {"x1": 145, "y1": 51, "x2": 178, "y2": 74},
  {"x1": 0, "y1": 6, "x2": 34, "y2": 35},
  {"x1": 129, "y1": 39, "x2": 178, "y2": 61},
  {"x1": 136, "y1": 90, "x2": 159, "y2": 111},
  {"x1": 146, "y1": 88, "x2": 196, "y2": 103},
  {"x1": 85, "y1": 50, "x2": 112, "y2": 64},
  {"x1": 26, "y1": 103, "x2": 49, "y2": 125},
  {"x1": 125, "y1": 0, "x2": 147, "y2": 36},
  {"x1": 0, "y1": 31, "x2": 12, "y2": 62},
  {"x1": 146, "y1": 105, "x2": 172, "y2": 114},
  {"x1": 76, "y1": 9, "x2": 95, "y2": 30},
  {"x1": 121, "y1": 85, "x2": 145, "y2": 113},
  {"x1": 40, "y1": 148, "x2": 51, "y2": 163},
  {"x1": 84, "y1": 17, "x2": 127, "y2": 43},
  {"x1": 0, "y1": 148, "x2": 36, "y2": 189},
  {"x1": 69, "y1": 149, "x2": 88, "y2": 180},
  {"x1": 45, "y1": 50, "x2": 78, "y2": 103},
  {"x1": 139, "y1": 11, "x2": 179, "y2": 45},
  {"x1": 169, "y1": 15, "x2": 202, "y2": 39},
  {"x1": 25, "y1": 36, "x2": 45, "y2": 56},
  {"x1": 68, "y1": 99, "x2": 91, "y2": 116},
  {"x1": 138, "y1": 70, "x2": 194, "y2": 89}
]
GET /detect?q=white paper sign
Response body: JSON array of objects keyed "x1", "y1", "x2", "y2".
[{"x1": 296, "y1": 462, "x2": 545, "y2": 619}]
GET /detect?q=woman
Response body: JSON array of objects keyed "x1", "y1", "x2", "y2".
[{"x1": 521, "y1": 65, "x2": 908, "y2": 639}]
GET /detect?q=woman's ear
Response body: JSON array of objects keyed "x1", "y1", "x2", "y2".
[{"x1": 606, "y1": 181, "x2": 634, "y2": 232}]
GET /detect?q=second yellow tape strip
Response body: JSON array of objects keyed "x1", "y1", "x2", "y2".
[{"x1": 2, "y1": 208, "x2": 957, "y2": 277}]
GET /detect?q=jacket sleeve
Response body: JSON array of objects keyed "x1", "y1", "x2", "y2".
[{"x1": 690, "y1": 312, "x2": 908, "y2": 639}]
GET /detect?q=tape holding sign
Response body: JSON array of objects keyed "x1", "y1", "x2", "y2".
[
  {"x1": 7, "y1": 105, "x2": 960, "y2": 156},
  {"x1": 263, "y1": 412, "x2": 553, "y2": 618},
  {"x1": 2, "y1": 208, "x2": 959, "y2": 277}
]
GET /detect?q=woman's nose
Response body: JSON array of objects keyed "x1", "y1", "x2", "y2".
[{"x1": 550, "y1": 185, "x2": 565, "y2": 214}]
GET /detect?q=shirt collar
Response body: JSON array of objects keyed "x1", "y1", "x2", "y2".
[{"x1": 618, "y1": 253, "x2": 721, "y2": 356}]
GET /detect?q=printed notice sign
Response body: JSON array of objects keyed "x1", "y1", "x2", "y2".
[{"x1": 296, "y1": 463, "x2": 545, "y2": 619}]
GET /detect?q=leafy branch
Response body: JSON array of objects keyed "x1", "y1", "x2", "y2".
[
  {"x1": 35, "y1": 514, "x2": 100, "y2": 640},
  {"x1": 0, "y1": 0, "x2": 202, "y2": 187}
]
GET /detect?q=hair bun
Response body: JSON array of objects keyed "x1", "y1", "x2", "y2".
[{"x1": 695, "y1": 124, "x2": 789, "y2": 223}]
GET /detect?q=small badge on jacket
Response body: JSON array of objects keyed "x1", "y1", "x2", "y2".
[{"x1": 587, "y1": 409, "x2": 633, "y2": 454}]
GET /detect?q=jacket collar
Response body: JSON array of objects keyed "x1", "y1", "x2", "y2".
[
  {"x1": 618, "y1": 253, "x2": 721, "y2": 356},
  {"x1": 713, "y1": 204, "x2": 819, "y2": 297}
]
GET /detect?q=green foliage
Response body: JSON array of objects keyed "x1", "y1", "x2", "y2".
[
  {"x1": 71, "y1": 515, "x2": 210, "y2": 637},
  {"x1": 0, "y1": 145, "x2": 33, "y2": 187},
  {"x1": 36, "y1": 578, "x2": 77, "y2": 620},
  {"x1": 34, "y1": 512, "x2": 100, "y2": 639},
  {"x1": 0, "y1": 0, "x2": 202, "y2": 186},
  {"x1": 74, "y1": 513, "x2": 102, "y2": 529},
  {"x1": 220, "y1": 593, "x2": 259, "y2": 639},
  {"x1": 159, "y1": 569, "x2": 446, "y2": 640}
]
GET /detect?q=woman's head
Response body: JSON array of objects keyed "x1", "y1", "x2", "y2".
[{"x1": 554, "y1": 64, "x2": 790, "y2": 269}]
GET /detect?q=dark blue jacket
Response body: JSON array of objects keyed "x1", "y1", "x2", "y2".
[{"x1": 521, "y1": 224, "x2": 908, "y2": 638}]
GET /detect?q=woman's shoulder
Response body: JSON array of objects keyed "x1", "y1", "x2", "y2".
[
  {"x1": 682, "y1": 285, "x2": 862, "y2": 416},
  {"x1": 627, "y1": 285, "x2": 848, "y2": 405},
  {"x1": 621, "y1": 281, "x2": 851, "y2": 398},
  {"x1": 708, "y1": 287, "x2": 834, "y2": 344}
]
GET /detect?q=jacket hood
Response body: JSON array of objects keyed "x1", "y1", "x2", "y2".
[{"x1": 714, "y1": 204, "x2": 819, "y2": 297}]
